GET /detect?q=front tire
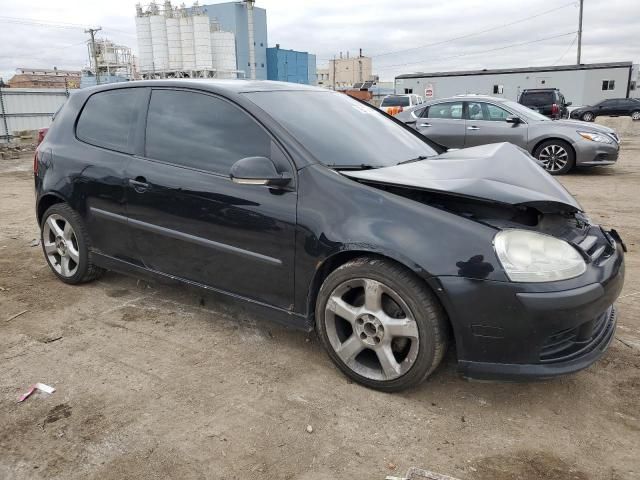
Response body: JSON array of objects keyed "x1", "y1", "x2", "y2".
[
  {"x1": 534, "y1": 139, "x2": 575, "y2": 175},
  {"x1": 40, "y1": 203, "x2": 104, "y2": 284},
  {"x1": 315, "y1": 257, "x2": 448, "y2": 392},
  {"x1": 631, "y1": 110, "x2": 640, "y2": 121}
]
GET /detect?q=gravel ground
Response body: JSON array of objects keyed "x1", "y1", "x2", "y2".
[{"x1": 0, "y1": 118, "x2": 638, "y2": 480}]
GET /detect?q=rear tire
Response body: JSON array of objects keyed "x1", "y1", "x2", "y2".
[
  {"x1": 581, "y1": 112, "x2": 594, "y2": 122},
  {"x1": 40, "y1": 203, "x2": 104, "y2": 284},
  {"x1": 631, "y1": 111, "x2": 640, "y2": 121},
  {"x1": 315, "y1": 257, "x2": 448, "y2": 392},
  {"x1": 534, "y1": 139, "x2": 575, "y2": 175}
]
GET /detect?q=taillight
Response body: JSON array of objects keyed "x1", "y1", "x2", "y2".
[
  {"x1": 551, "y1": 103, "x2": 559, "y2": 116},
  {"x1": 33, "y1": 150, "x2": 39, "y2": 175}
]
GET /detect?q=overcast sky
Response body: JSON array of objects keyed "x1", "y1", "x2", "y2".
[{"x1": 0, "y1": 0, "x2": 638, "y2": 82}]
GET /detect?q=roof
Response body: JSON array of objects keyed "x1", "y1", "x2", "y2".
[
  {"x1": 396, "y1": 61, "x2": 634, "y2": 80},
  {"x1": 84, "y1": 79, "x2": 325, "y2": 94}
]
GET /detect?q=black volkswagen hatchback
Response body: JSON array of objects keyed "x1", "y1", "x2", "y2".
[{"x1": 35, "y1": 80, "x2": 624, "y2": 391}]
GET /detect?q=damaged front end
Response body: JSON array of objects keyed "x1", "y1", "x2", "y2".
[{"x1": 341, "y1": 142, "x2": 625, "y2": 378}]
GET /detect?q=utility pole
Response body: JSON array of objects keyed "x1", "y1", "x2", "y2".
[
  {"x1": 332, "y1": 54, "x2": 336, "y2": 90},
  {"x1": 85, "y1": 27, "x2": 102, "y2": 85},
  {"x1": 576, "y1": 0, "x2": 584, "y2": 65}
]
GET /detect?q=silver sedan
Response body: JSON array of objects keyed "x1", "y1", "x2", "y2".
[{"x1": 396, "y1": 95, "x2": 620, "y2": 174}]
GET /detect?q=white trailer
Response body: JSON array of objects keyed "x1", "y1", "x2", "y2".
[{"x1": 395, "y1": 62, "x2": 637, "y2": 107}]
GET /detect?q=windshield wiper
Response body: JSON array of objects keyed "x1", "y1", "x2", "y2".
[
  {"x1": 326, "y1": 163, "x2": 378, "y2": 170},
  {"x1": 396, "y1": 155, "x2": 429, "y2": 166}
]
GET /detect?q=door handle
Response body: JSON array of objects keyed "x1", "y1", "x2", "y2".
[
  {"x1": 129, "y1": 177, "x2": 149, "y2": 193},
  {"x1": 467, "y1": 126, "x2": 480, "y2": 130},
  {"x1": 418, "y1": 123, "x2": 432, "y2": 127}
]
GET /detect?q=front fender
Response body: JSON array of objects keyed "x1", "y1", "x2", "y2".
[{"x1": 294, "y1": 164, "x2": 506, "y2": 315}]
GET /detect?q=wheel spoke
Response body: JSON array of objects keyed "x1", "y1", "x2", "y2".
[
  {"x1": 363, "y1": 279, "x2": 383, "y2": 312},
  {"x1": 63, "y1": 222, "x2": 74, "y2": 242},
  {"x1": 326, "y1": 295, "x2": 360, "y2": 324},
  {"x1": 335, "y1": 335, "x2": 364, "y2": 364},
  {"x1": 44, "y1": 242, "x2": 57, "y2": 255},
  {"x1": 376, "y1": 344, "x2": 401, "y2": 379},
  {"x1": 47, "y1": 217, "x2": 64, "y2": 238},
  {"x1": 67, "y1": 244, "x2": 80, "y2": 264},
  {"x1": 384, "y1": 317, "x2": 419, "y2": 339},
  {"x1": 60, "y1": 256, "x2": 71, "y2": 276}
]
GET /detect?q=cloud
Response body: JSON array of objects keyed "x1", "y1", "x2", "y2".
[{"x1": 0, "y1": 0, "x2": 638, "y2": 82}]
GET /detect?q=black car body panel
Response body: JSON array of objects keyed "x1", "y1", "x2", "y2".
[{"x1": 35, "y1": 80, "x2": 625, "y2": 381}]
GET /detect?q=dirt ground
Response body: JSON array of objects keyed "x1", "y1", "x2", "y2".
[{"x1": 1, "y1": 118, "x2": 639, "y2": 480}]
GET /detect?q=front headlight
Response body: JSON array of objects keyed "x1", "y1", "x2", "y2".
[
  {"x1": 577, "y1": 130, "x2": 613, "y2": 143},
  {"x1": 494, "y1": 230, "x2": 586, "y2": 282}
]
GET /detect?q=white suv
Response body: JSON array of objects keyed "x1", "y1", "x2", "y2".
[{"x1": 380, "y1": 94, "x2": 423, "y2": 116}]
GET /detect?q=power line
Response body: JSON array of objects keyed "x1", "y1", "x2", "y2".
[
  {"x1": 0, "y1": 16, "x2": 135, "y2": 36},
  {"x1": 375, "y1": 31, "x2": 578, "y2": 71},
  {"x1": 553, "y1": 34, "x2": 578, "y2": 65},
  {"x1": 317, "y1": 1, "x2": 577, "y2": 62},
  {"x1": 371, "y1": 1, "x2": 577, "y2": 60}
]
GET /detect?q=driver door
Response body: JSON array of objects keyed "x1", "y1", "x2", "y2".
[{"x1": 124, "y1": 88, "x2": 297, "y2": 309}]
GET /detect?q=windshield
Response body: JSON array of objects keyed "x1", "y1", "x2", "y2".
[
  {"x1": 381, "y1": 96, "x2": 410, "y2": 107},
  {"x1": 245, "y1": 91, "x2": 439, "y2": 168},
  {"x1": 502, "y1": 100, "x2": 550, "y2": 121}
]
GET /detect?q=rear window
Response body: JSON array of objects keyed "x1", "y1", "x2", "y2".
[
  {"x1": 520, "y1": 92, "x2": 554, "y2": 106},
  {"x1": 381, "y1": 96, "x2": 411, "y2": 107},
  {"x1": 76, "y1": 89, "x2": 143, "y2": 154}
]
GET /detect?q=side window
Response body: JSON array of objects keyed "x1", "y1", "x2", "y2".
[
  {"x1": 484, "y1": 103, "x2": 511, "y2": 121},
  {"x1": 426, "y1": 102, "x2": 463, "y2": 119},
  {"x1": 467, "y1": 102, "x2": 484, "y2": 120},
  {"x1": 76, "y1": 89, "x2": 143, "y2": 153},
  {"x1": 145, "y1": 90, "x2": 271, "y2": 175}
]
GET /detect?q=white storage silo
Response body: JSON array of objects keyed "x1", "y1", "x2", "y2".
[
  {"x1": 166, "y1": 16, "x2": 182, "y2": 71},
  {"x1": 150, "y1": 14, "x2": 169, "y2": 71},
  {"x1": 135, "y1": 15, "x2": 154, "y2": 72},
  {"x1": 211, "y1": 31, "x2": 236, "y2": 76},
  {"x1": 179, "y1": 15, "x2": 195, "y2": 70},
  {"x1": 193, "y1": 14, "x2": 213, "y2": 70}
]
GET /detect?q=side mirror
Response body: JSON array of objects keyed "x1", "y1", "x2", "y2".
[
  {"x1": 230, "y1": 156, "x2": 291, "y2": 187},
  {"x1": 566, "y1": 101, "x2": 572, "y2": 107},
  {"x1": 505, "y1": 115, "x2": 521, "y2": 124}
]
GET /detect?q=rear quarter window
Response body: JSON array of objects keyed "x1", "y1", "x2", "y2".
[
  {"x1": 520, "y1": 92, "x2": 553, "y2": 106},
  {"x1": 76, "y1": 89, "x2": 144, "y2": 154}
]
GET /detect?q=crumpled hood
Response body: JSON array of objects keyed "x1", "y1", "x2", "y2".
[{"x1": 342, "y1": 142, "x2": 582, "y2": 213}]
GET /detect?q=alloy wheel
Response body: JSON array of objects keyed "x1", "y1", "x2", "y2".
[
  {"x1": 43, "y1": 214, "x2": 80, "y2": 278},
  {"x1": 582, "y1": 112, "x2": 593, "y2": 122},
  {"x1": 632, "y1": 111, "x2": 640, "y2": 121},
  {"x1": 538, "y1": 144, "x2": 569, "y2": 172},
  {"x1": 324, "y1": 278, "x2": 420, "y2": 381}
]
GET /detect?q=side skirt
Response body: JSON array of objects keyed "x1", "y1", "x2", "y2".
[{"x1": 92, "y1": 251, "x2": 312, "y2": 332}]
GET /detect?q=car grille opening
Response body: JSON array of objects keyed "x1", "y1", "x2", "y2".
[{"x1": 539, "y1": 308, "x2": 615, "y2": 363}]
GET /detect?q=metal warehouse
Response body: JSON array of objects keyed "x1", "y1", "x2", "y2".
[
  {"x1": 266, "y1": 45, "x2": 316, "y2": 84},
  {"x1": 395, "y1": 62, "x2": 639, "y2": 107}
]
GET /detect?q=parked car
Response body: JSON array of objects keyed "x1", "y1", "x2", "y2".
[
  {"x1": 518, "y1": 88, "x2": 570, "y2": 119},
  {"x1": 570, "y1": 98, "x2": 640, "y2": 122},
  {"x1": 396, "y1": 95, "x2": 620, "y2": 174},
  {"x1": 380, "y1": 94, "x2": 423, "y2": 116},
  {"x1": 35, "y1": 81, "x2": 624, "y2": 391}
]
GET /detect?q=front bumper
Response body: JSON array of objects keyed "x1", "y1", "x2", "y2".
[
  {"x1": 433, "y1": 235, "x2": 625, "y2": 381},
  {"x1": 574, "y1": 139, "x2": 619, "y2": 166}
]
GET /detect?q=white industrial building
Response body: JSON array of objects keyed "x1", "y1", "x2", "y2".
[
  {"x1": 395, "y1": 62, "x2": 639, "y2": 107},
  {"x1": 135, "y1": 1, "x2": 239, "y2": 79}
]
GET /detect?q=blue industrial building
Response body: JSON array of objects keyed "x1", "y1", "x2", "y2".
[
  {"x1": 266, "y1": 45, "x2": 317, "y2": 85},
  {"x1": 202, "y1": 2, "x2": 268, "y2": 80}
]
